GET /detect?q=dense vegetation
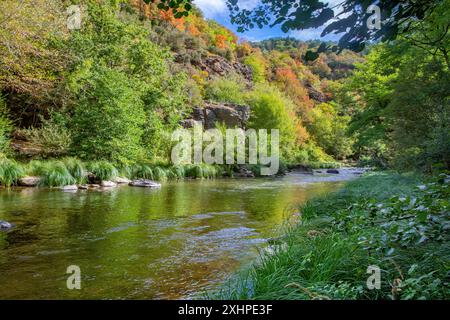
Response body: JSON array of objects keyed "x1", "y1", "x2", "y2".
[
  {"x1": 0, "y1": 0, "x2": 448, "y2": 301},
  {"x1": 1, "y1": 0, "x2": 447, "y2": 180},
  {"x1": 216, "y1": 173, "x2": 449, "y2": 300}
]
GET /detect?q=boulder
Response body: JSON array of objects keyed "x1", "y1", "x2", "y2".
[
  {"x1": 0, "y1": 221, "x2": 13, "y2": 230},
  {"x1": 129, "y1": 179, "x2": 162, "y2": 188},
  {"x1": 234, "y1": 167, "x2": 255, "y2": 178},
  {"x1": 78, "y1": 185, "x2": 89, "y2": 190},
  {"x1": 61, "y1": 185, "x2": 78, "y2": 191},
  {"x1": 114, "y1": 177, "x2": 131, "y2": 184},
  {"x1": 326, "y1": 169, "x2": 340, "y2": 174},
  {"x1": 101, "y1": 181, "x2": 117, "y2": 188},
  {"x1": 183, "y1": 102, "x2": 251, "y2": 129},
  {"x1": 18, "y1": 176, "x2": 40, "y2": 187}
]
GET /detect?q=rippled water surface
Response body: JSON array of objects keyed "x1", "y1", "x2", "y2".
[{"x1": 0, "y1": 171, "x2": 357, "y2": 299}]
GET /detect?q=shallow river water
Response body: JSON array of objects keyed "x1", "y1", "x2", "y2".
[{"x1": 0, "y1": 170, "x2": 359, "y2": 299}]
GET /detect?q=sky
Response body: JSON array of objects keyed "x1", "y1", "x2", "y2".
[{"x1": 193, "y1": 0, "x2": 344, "y2": 42}]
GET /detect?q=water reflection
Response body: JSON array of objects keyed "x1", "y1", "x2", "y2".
[{"x1": 0, "y1": 173, "x2": 348, "y2": 299}]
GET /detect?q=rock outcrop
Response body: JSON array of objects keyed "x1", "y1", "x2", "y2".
[
  {"x1": 182, "y1": 102, "x2": 250, "y2": 129},
  {"x1": 193, "y1": 55, "x2": 253, "y2": 84}
]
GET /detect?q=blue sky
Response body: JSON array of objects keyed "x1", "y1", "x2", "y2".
[{"x1": 193, "y1": 0, "x2": 343, "y2": 42}]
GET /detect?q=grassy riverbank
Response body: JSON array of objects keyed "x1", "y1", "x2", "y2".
[
  {"x1": 215, "y1": 172, "x2": 449, "y2": 300},
  {"x1": 0, "y1": 157, "x2": 233, "y2": 187}
]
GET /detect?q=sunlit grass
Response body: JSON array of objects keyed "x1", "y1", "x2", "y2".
[
  {"x1": 0, "y1": 159, "x2": 25, "y2": 187},
  {"x1": 87, "y1": 161, "x2": 118, "y2": 181}
]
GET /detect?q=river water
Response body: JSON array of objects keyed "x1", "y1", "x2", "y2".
[{"x1": 0, "y1": 170, "x2": 359, "y2": 299}]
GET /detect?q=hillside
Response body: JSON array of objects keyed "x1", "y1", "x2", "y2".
[{"x1": 0, "y1": 0, "x2": 363, "y2": 166}]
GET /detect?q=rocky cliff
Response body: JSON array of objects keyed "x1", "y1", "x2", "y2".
[{"x1": 182, "y1": 102, "x2": 250, "y2": 129}]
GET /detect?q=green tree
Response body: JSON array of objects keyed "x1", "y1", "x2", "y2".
[
  {"x1": 70, "y1": 67, "x2": 145, "y2": 164},
  {"x1": 66, "y1": 2, "x2": 189, "y2": 163},
  {"x1": 307, "y1": 103, "x2": 353, "y2": 160}
]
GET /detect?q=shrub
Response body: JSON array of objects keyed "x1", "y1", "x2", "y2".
[
  {"x1": 22, "y1": 114, "x2": 72, "y2": 158},
  {"x1": 204, "y1": 75, "x2": 247, "y2": 104},
  {"x1": 0, "y1": 159, "x2": 25, "y2": 187},
  {"x1": 87, "y1": 161, "x2": 118, "y2": 181},
  {"x1": 243, "y1": 54, "x2": 267, "y2": 83},
  {"x1": 0, "y1": 96, "x2": 12, "y2": 157},
  {"x1": 246, "y1": 84, "x2": 297, "y2": 161}
]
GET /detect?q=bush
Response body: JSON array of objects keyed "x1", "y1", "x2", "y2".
[
  {"x1": 21, "y1": 113, "x2": 71, "y2": 158},
  {"x1": 243, "y1": 54, "x2": 266, "y2": 83},
  {"x1": 0, "y1": 96, "x2": 12, "y2": 157},
  {"x1": 204, "y1": 75, "x2": 247, "y2": 104},
  {"x1": 0, "y1": 159, "x2": 24, "y2": 187},
  {"x1": 246, "y1": 84, "x2": 297, "y2": 161}
]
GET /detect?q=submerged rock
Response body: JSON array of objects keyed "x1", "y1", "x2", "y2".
[
  {"x1": 234, "y1": 167, "x2": 255, "y2": 178},
  {"x1": 326, "y1": 169, "x2": 340, "y2": 174},
  {"x1": 129, "y1": 179, "x2": 161, "y2": 188},
  {"x1": 61, "y1": 185, "x2": 78, "y2": 191},
  {"x1": 0, "y1": 221, "x2": 13, "y2": 230},
  {"x1": 101, "y1": 181, "x2": 117, "y2": 188},
  {"x1": 113, "y1": 177, "x2": 131, "y2": 184},
  {"x1": 18, "y1": 176, "x2": 40, "y2": 187}
]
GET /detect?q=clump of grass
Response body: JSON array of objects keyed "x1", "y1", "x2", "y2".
[
  {"x1": 131, "y1": 164, "x2": 153, "y2": 180},
  {"x1": 118, "y1": 166, "x2": 133, "y2": 179},
  {"x1": 185, "y1": 164, "x2": 202, "y2": 179},
  {"x1": 26, "y1": 160, "x2": 47, "y2": 176},
  {"x1": 152, "y1": 166, "x2": 167, "y2": 181},
  {"x1": 0, "y1": 159, "x2": 25, "y2": 187},
  {"x1": 38, "y1": 161, "x2": 76, "y2": 187},
  {"x1": 62, "y1": 157, "x2": 86, "y2": 184},
  {"x1": 87, "y1": 161, "x2": 118, "y2": 181},
  {"x1": 170, "y1": 165, "x2": 186, "y2": 179}
]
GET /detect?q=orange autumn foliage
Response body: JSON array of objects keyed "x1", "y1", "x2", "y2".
[{"x1": 274, "y1": 67, "x2": 314, "y2": 119}]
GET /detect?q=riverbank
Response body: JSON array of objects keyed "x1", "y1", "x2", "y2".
[
  {"x1": 0, "y1": 157, "x2": 347, "y2": 189},
  {"x1": 0, "y1": 158, "x2": 253, "y2": 188},
  {"x1": 214, "y1": 172, "x2": 449, "y2": 300}
]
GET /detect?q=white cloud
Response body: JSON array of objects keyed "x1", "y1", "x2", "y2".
[
  {"x1": 194, "y1": 0, "x2": 260, "y2": 19},
  {"x1": 193, "y1": 0, "x2": 228, "y2": 18}
]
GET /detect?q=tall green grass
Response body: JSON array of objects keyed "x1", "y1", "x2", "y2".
[
  {"x1": 2, "y1": 158, "x2": 235, "y2": 187},
  {"x1": 0, "y1": 159, "x2": 25, "y2": 187},
  {"x1": 35, "y1": 161, "x2": 77, "y2": 187},
  {"x1": 62, "y1": 157, "x2": 86, "y2": 184},
  {"x1": 131, "y1": 164, "x2": 153, "y2": 179},
  {"x1": 87, "y1": 161, "x2": 118, "y2": 181}
]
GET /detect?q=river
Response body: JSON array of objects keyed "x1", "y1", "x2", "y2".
[{"x1": 0, "y1": 170, "x2": 360, "y2": 299}]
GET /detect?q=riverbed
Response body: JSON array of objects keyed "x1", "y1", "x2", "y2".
[{"x1": 0, "y1": 170, "x2": 360, "y2": 299}]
